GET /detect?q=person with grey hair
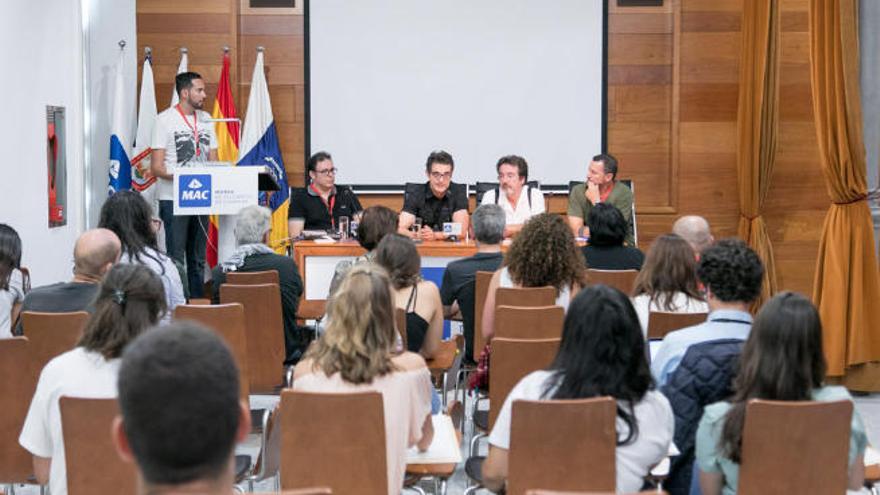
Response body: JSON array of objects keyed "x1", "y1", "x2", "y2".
[
  {"x1": 211, "y1": 205, "x2": 304, "y2": 364},
  {"x1": 672, "y1": 215, "x2": 715, "y2": 256},
  {"x1": 439, "y1": 204, "x2": 506, "y2": 363}
]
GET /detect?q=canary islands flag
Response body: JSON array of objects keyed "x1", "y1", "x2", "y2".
[
  {"x1": 108, "y1": 48, "x2": 132, "y2": 194},
  {"x1": 239, "y1": 50, "x2": 289, "y2": 253},
  {"x1": 208, "y1": 51, "x2": 240, "y2": 267}
]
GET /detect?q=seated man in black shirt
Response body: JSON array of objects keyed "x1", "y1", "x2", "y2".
[
  {"x1": 15, "y1": 228, "x2": 121, "y2": 335},
  {"x1": 440, "y1": 204, "x2": 505, "y2": 363},
  {"x1": 288, "y1": 151, "x2": 362, "y2": 237},
  {"x1": 398, "y1": 150, "x2": 469, "y2": 241},
  {"x1": 213, "y1": 205, "x2": 304, "y2": 363}
]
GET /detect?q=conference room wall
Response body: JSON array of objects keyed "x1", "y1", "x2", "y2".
[
  {"x1": 136, "y1": 0, "x2": 826, "y2": 295},
  {"x1": 0, "y1": 0, "x2": 86, "y2": 286}
]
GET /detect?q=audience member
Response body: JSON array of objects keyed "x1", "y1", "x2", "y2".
[
  {"x1": 375, "y1": 233, "x2": 443, "y2": 358},
  {"x1": 98, "y1": 190, "x2": 185, "y2": 318},
  {"x1": 481, "y1": 285, "x2": 674, "y2": 493},
  {"x1": 0, "y1": 224, "x2": 27, "y2": 338},
  {"x1": 631, "y1": 233, "x2": 707, "y2": 338},
  {"x1": 328, "y1": 205, "x2": 398, "y2": 296},
  {"x1": 482, "y1": 213, "x2": 586, "y2": 341},
  {"x1": 19, "y1": 263, "x2": 166, "y2": 495},
  {"x1": 212, "y1": 205, "x2": 304, "y2": 364},
  {"x1": 479, "y1": 155, "x2": 544, "y2": 237},
  {"x1": 288, "y1": 151, "x2": 363, "y2": 237},
  {"x1": 440, "y1": 204, "x2": 505, "y2": 363},
  {"x1": 581, "y1": 203, "x2": 644, "y2": 270},
  {"x1": 114, "y1": 322, "x2": 249, "y2": 495},
  {"x1": 399, "y1": 150, "x2": 469, "y2": 240},
  {"x1": 696, "y1": 292, "x2": 867, "y2": 494},
  {"x1": 672, "y1": 215, "x2": 714, "y2": 256},
  {"x1": 15, "y1": 228, "x2": 121, "y2": 335},
  {"x1": 567, "y1": 153, "x2": 634, "y2": 245},
  {"x1": 293, "y1": 264, "x2": 433, "y2": 495},
  {"x1": 651, "y1": 239, "x2": 763, "y2": 386}
]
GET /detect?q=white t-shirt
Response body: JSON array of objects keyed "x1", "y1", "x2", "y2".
[
  {"x1": 150, "y1": 107, "x2": 218, "y2": 200},
  {"x1": 120, "y1": 248, "x2": 185, "y2": 321},
  {"x1": 631, "y1": 292, "x2": 709, "y2": 340},
  {"x1": 0, "y1": 269, "x2": 24, "y2": 338},
  {"x1": 19, "y1": 347, "x2": 121, "y2": 495},
  {"x1": 488, "y1": 370, "x2": 674, "y2": 493},
  {"x1": 480, "y1": 186, "x2": 545, "y2": 225}
]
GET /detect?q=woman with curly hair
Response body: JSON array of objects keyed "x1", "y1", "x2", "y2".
[
  {"x1": 631, "y1": 233, "x2": 707, "y2": 339},
  {"x1": 374, "y1": 233, "x2": 443, "y2": 358},
  {"x1": 482, "y1": 213, "x2": 586, "y2": 340}
]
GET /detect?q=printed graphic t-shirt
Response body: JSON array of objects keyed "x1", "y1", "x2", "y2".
[{"x1": 151, "y1": 107, "x2": 218, "y2": 201}]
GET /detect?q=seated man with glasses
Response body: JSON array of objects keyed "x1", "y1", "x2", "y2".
[
  {"x1": 479, "y1": 154, "x2": 544, "y2": 238},
  {"x1": 399, "y1": 150, "x2": 469, "y2": 241},
  {"x1": 288, "y1": 151, "x2": 363, "y2": 238}
]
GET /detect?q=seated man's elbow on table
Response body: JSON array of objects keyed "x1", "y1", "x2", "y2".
[{"x1": 482, "y1": 446, "x2": 508, "y2": 493}]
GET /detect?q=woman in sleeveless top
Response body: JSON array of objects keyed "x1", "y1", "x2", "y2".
[
  {"x1": 375, "y1": 233, "x2": 444, "y2": 358},
  {"x1": 482, "y1": 213, "x2": 586, "y2": 341}
]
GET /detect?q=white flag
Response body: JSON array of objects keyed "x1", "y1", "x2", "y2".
[
  {"x1": 108, "y1": 49, "x2": 132, "y2": 194},
  {"x1": 169, "y1": 49, "x2": 188, "y2": 107},
  {"x1": 131, "y1": 53, "x2": 157, "y2": 200}
]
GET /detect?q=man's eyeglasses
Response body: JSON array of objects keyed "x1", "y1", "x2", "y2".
[
  {"x1": 430, "y1": 172, "x2": 452, "y2": 180},
  {"x1": 315, "y1": 167, "x2": 337, "y2": 176}
]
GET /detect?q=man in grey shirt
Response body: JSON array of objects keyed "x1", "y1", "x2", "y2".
[{"x1": 15, "y1": 229, "x2": 120, "y2": 334}]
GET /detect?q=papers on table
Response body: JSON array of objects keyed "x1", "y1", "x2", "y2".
[
  {"x1": 406, "y1": 414, "x2": 462, "y2": 465},
  {"x1": 865, "y1": 445, "x2": 880, "y2": 466}
]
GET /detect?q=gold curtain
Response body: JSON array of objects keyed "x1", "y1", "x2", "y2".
[
  {"x1": 810, "y1": 0, "x2": 880, "y2": 384},
  {"x1": 737, "y1": 0, "x2": 780, "y2": 310}
]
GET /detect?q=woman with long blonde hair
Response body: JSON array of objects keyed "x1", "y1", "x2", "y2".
[{"x1": 293, "y1": 264, "x2": 434, "y2": 495}]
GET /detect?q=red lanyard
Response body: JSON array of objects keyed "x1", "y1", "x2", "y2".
[
  {"x1": 175, "y1": 104, "x2": 200, "y2": 157},
  {"x1": 310, "y1": 184, "x2": 336, "y2": 227}
]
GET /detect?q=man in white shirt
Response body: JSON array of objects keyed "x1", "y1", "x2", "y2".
[
  {"x1": 150, "y1": 72, "x2": 218, "y2": 298},
  {"x1": 479, "y1": 155, "x2": 545, "y2": 237}
]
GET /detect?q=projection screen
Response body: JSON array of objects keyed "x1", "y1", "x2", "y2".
[{"x1": 306, "y1": 0, "x2": 607, "y2": 188}]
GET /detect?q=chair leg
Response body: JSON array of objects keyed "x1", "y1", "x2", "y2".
[
  {"x1": 463, "y1": 485, "x2": 481, "y2": 495},
  {"x1": 441, "y1": 374, "x2": 449, "y2": 408},
  {"x1": 469, "y1": 432, "x2": 487, "y2": 458},
  {"x1": 439, "y1": 478, "x2": 448, "y2": 495},
  {"x1": 406, "y1": 485, "x2": 427, "y2": 495}
]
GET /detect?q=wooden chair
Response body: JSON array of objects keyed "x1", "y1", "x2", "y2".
[
  {"x1": 60, "y1": 397, "x2": 137, "y2": 495},
  {"x1": 279, "y1": 390, "x2": 387, "y2": 495},
  {"x1": 509, "y1": 398, "x2": 616, "y2": 495},
  {"x1": 527, "y1": 491, "x2": 666, "y2": 495},
  {"x1": 21, "y1": 311, "x2": 89, "y2": 379},
  {"x1": 496, "y1": 286, "x2": 557, "y2": 307},
  {"x1": 646, "y1": 312, "x2": 708, "y2": 340},
  {"x1": 586, "y1": 269, "x2": 639, "y2": 294},
  {"x1": 173, "y1": 303, "x2": 251, "y2": 400},
  {"x1": 495, "y1": 305, "x2": 564, "y2": 340},
  {"x1": 0, "y1": 338, "x2": 37, "y2": 486},
  {"x1": 737, "y1": 399, "x2": 853, "y2": 495},
  {"x1": 188, "y1": 298, "x2": 211, "y2": 305},
  {"x1": 220, "y1": 283, "x2": 286, "y2": 394},
  {"x1": 227, "y1": 270, "x2": 280, "y2": 285},
  {"x1": 395, "y1": 307, "x2": 408, "y2": 351},
  {"x1": 473, "y1": 271, "x2": 494, "y2": 362},
  {"x1": 488, "y1": 338, "x2": 561, "y2": 429}
]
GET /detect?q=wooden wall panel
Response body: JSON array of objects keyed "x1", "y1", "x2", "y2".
[{"x1": 135, "y1": 0, "x2": 826, "y2": 294}]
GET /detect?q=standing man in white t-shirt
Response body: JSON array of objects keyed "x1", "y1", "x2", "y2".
[{"x1": 150, "y1": 72, "x2": 218, "y2": 298}]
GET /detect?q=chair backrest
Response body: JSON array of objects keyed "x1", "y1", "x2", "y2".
[
  {"x1": 586, "y1": 269, "x2": 639, "y2": 294},
  {"x1": 22, "y1": 311, "x2": 89, "y2": 380},
  {"x1": 279, "y1": 390, "x2": 387, "y2": 495},
  {"x1": 509, "y1": 398, "x2": 617, "y2": 495},
  {"x1": 473, "y1": 271, "x2": 494, "y2": 358},
  {"x1": 173, "y1": 303, "x2": 251, "y2": 399},
  {"x1": 220, "y1": 283, "x2": 286, "y2": 394},
  {"x1": 647, "y1": 312, "x2": 708, "y2": 340},
  {"x1": 394, "y1": 307, "x2": 408, "y2": 351},
  {"x1": 496, "y1": 286, "x2": 557, "y2": 307},
  {"x1": 475, "y1": 181, "x2": 541, "y2": 205},
  {"x1": 737, "y1": 399, "x2": 853, "y2": 495},
  {"x1": 489, "y1": 338, "x2": 560, "y2": 429},
  {"x1": 227, "y1": 270, "x2": 280, "y2": 286},
  {"x1": 0, "y1": 337, "x2": 36, "y2": 483},
  {"x1": 495, "y1": 305, "x2": 564, "y2": 340},
  {"x1": 60, "y1": 397, "x2": 137, "y2": 495}
]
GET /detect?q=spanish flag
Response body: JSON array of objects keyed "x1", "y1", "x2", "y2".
[{"x1": 208, "y1": 51, "x2": 240, "y2": 267}]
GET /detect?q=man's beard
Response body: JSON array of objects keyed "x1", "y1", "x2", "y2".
[{"x1": 187, "y1": 96, "x2": 204, "y2": 110}]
